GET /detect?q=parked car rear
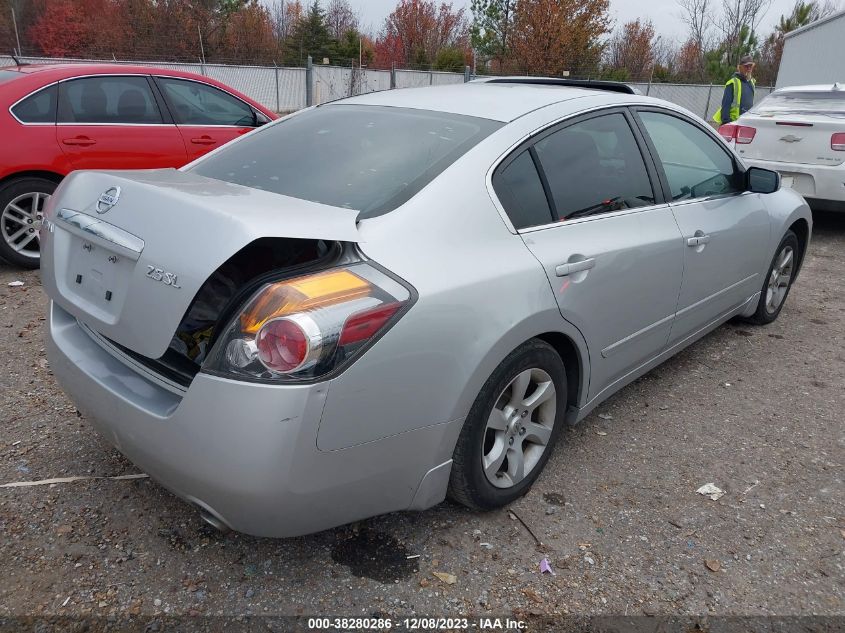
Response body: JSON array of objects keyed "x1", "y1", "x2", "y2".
[
  {"x1": 0, "y1": 64, "x2": 276, "y2": 268},
  {"x1": 719, "y1": 83, "x2": 845, "y2": 211}
]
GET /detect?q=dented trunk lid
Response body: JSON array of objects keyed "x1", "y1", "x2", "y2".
[{"x1": 40, "y1": 168, "x2": 359, "y2": 359}]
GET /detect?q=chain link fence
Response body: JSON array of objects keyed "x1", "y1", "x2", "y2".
[
  {"x1": 630, "y1": 82, "x2": 774, "y2": 121},
  {"x1": 0, "y1": 54, "x2": 773, "y2": 119}
]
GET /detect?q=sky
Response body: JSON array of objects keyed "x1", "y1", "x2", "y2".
[{"x1": 350, "y1": 0, "x2": 802, "y2": 44}]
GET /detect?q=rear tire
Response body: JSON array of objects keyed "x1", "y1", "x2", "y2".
[
  {"x1": 745, "y1": 230, "x2": 799, "y2": 325},
  {"x1": 0, "y1": 177, "x2": 57, "y2": 269},
  {"x1": 448, "y1": 339, "x2": 567, "y2": 511}
]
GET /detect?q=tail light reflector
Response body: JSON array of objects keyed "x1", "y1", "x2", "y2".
[{"x1": 832, "y1": 133, "x2": 845, "y2": 151}]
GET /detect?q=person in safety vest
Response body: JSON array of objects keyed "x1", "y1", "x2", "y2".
[{"x1": 713, "y1": 55, "x2": 756, "y2": 124}]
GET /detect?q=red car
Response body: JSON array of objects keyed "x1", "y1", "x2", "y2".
[{"x1": 0, "y1": 63, "x2": 277, "y2": 267}]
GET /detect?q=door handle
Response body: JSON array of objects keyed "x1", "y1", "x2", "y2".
[
  {"x1": 686, "y1": 234, "x2": 711, "y2": 247},
  {"x1": 555, "y1": 257, "x2": 595, "y2": 277},
  {"x1": 190, "y1": 136, "x2": 217, "y2": 145},
  {"x1": 62, "y1": 136, "x2": 96, "y2": 147}
]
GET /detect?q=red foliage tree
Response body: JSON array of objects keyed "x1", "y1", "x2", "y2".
[
  {"x1": 27, "y1": 0, "x2": 89, "y2": 57},
  {"x1": 377, "y1": 0, "x2": 467, "y2": 68},
  {"x1": 607, "y1": 19, "x2": 657, "y2": 81},
  {"x1": 220, "y1": 1, "x2": 277, "y2": 63},
  {"x1": 510, "y1": 0, "x2": 611, "y2": 77}
]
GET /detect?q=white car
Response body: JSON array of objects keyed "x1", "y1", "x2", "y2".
[{"x1": 719, "y1": 83, "x2": 845, "y2": 211}]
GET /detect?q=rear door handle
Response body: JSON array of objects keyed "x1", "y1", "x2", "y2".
[
  {"x1": 555, "y1": 257, "x2": 595, "y2": 277},
  {"x1": 62, "y1": 136, "x2": 96, "y2": 147},
  {"x1": 190, "y1": 136, "x2": 217, "y2": 145},
  {"x1": 686, "y1": 234, "x2": 711, "y2": 247}
]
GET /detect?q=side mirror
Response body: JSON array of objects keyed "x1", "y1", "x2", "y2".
[
  {"x1": 747, "y1": 167, "x2": 780, "y2": 194},
  {"x1": 254, "y1": 110, "x2": 271, "y2": 127}
]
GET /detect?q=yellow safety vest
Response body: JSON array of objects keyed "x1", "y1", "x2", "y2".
[{"x1": 712, "y1": 76, "x2": 756, "y2": 124}]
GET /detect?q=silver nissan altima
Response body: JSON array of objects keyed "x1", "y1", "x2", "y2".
[{"x1": 41, "y1": 78, "x2": 812, "y2": 537}]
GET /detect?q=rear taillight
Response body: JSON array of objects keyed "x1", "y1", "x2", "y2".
[
  {"x1": 717, "y1": 124, "x2": 736, "y2": 142},
  {"x1": 256, "y1": 317, "x2": 312, "y2": 373},
  {"x1": 204, "y1": 263, "x2": 413, "y2": 382},
  {"x1": 717, "y1": 124, "x2": 756, "y2": 144},
  {"x1": 832, "y1": 132, "x2": 845, "y2": 151},
  {"x1": 735, "y1": 125, "x2": 756, "y2": 144}
]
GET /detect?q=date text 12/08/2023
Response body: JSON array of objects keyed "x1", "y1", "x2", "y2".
[{"x1": 306, "y1": 617, "x2": 527, "y2": 631}]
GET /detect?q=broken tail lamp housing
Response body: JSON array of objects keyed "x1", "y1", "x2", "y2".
[{"x1": 203, "y1": 264, "x2": 413, "y2": 382}]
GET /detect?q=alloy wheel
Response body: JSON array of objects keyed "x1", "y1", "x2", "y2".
[
  {"x1": 765, "y1": 244, "x2": 794, "y2": 314},
  {"x1": 1, "y1": 191, "x2": 49, "y2": 259},
  {"x1": 482, "y1": 367, "x2": 557, "y2": 489}
]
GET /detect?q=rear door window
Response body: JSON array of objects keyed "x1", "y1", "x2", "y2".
[
  {"x1": 155, "y1": 77, "x2": 255, "y2": 126},
  {"x1": 58, "y1": 76, "x2": 163, "y2": 124},
  {"x1": 534, "y1": 113, "x2": 656, "y2": 220},
  {"x1": 493, "y1": 150, "x2": 553, "y2": 229},
  {"x1": 11, "y1": 84, "x2": 57, "y2": 123},
  {"x1": 638, "y1": 110, "x2": 743, "y2": 200}
]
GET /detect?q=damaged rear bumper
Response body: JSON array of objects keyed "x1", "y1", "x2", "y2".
[{"x1": 47, "y1": 301, "x2": 458, "y2": 537}]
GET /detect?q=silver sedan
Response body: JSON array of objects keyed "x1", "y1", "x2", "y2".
[{"x1": 41, "y1": 79, "x2": 811, "y2": 537}]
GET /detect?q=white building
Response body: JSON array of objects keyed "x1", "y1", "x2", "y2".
[{"x1": 776, "y1": 9, "x2": 845, "y2": 88}]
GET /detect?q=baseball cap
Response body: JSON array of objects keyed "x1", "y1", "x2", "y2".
[{"x1": 739, "y1": 55, "x2": 755, "y2": 66}]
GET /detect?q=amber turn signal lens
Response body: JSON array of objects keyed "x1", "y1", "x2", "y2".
[{"x1": 240, "y1": 270, "x2": 371, "y2": 334}]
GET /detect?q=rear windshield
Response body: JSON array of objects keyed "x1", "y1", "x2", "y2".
[
  {"x1": 751, "y1": 90, "x2": 845, "y2": 116},
  {"x1": 191, "y1": 104, "x2": 502, "y2": 217},
  {"x1": 0, "y1": 69, "x2": 22, "y2": 85}
]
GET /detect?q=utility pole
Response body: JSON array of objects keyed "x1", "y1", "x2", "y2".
[
  {"x1": 359, "y1": 37, "x2": 362, "y2": 68},
  {"x1": 11, "y1": 8, "x2": 22, "y2": 57}
]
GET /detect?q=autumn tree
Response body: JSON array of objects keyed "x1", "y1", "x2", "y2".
[
  {"x1": 510, "y1": 0, "x2": 611, "y2": 77},
  {"x1": 26, "y1": 0, "x2": 86, "y2": 57},
  {"x1": 1, "y1": 0, "x2": 14, "y2": 53},
  {"x1": 676, "y1": 0, "x2": 712, "y2": 78},
  {"x1": 284, "y1": 0, "x2": 333, "y2": 64},
  {"x1": 716, "y1": 0, "x2": 771, "y2": 67},
  {"x1": 377, "y1": 0, "x2": 468, "y2": 67},
  {"x1": 606, "y1": 19, "x2": 656, "y2": 81},
  {"x1": 325, "y1": 0, "x2": 357, "y2": 41},
  {"x1": 673, "y1": 39, "x2": 704, "y2": 82},
  {"x1": 268, "y1": 0, "x2": 303, "y2": 44},
  {"x1": 434, "y1": 46, "x2": 467, "y2": 71},
  {"x1": 27, "y1": 0, "x2": 129, "y2": 57},
  {"x1": 470, "y1": 0, "x2": 516, "y2": 71},
  {"x1": 220, "y1": 0, "x2": 277, "y2": 63}
]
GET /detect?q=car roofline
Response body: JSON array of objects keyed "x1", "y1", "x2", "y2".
[{"x1": 473, "y1": 76, "x2": 636, "y2": 95}]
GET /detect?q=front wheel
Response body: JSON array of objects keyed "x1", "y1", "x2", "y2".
[
  {"x1": 746, "y1": 230, "x2": 800, "y2": 325},
  {"x1": 448, "y1": 339, "x2": 567, "y2": 510},
  {"x1": 0, "y1": 177, "x2": 57, "y2": 268}
]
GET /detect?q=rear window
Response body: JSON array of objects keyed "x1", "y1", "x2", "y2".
[
  {"x1": 11, "y1": 84, "x2": 57, "y2": 123},
  {"x1": 191, "y1": 105, "x2": 502, "y2": 217},
  {"x1": 752, "y1": 91, "x2": 845, "y2": 116}
]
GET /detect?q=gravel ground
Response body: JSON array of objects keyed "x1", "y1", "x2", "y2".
[{"x1": 0, "y1": 212, "x2": 843, "y2": 626}]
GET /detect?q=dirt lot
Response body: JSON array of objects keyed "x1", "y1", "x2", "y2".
[{"x1": 0, "y1": 212, "x2": 843, "y2": 626}]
